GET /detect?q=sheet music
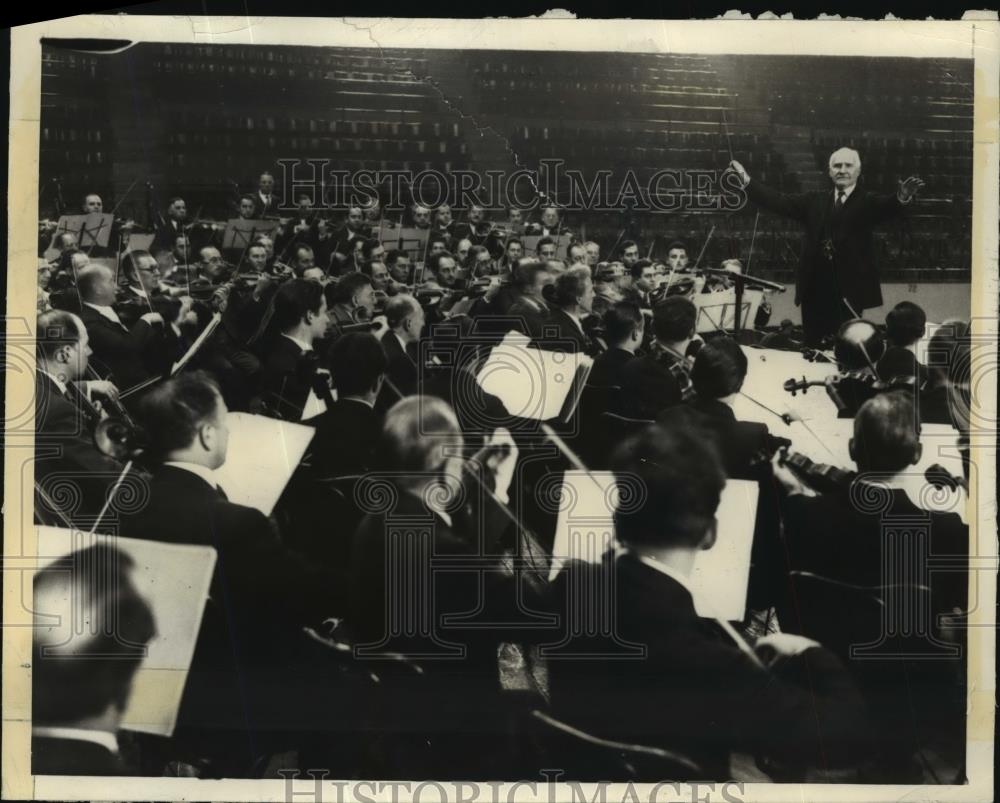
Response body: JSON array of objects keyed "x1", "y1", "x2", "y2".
[
  {"x1": 549, "y1": 471, "x2": 759, "y2": 620},
  {"x1": 693, "y1": 288, "x2": 763, "y2": 333},
  {"x1": 35, "y1": 527, "x2": 217, "y2": 738},
  {"x1": 214, "y1": 413, "x2": 315, "y2": 514},
  {"x1": 476, "y1": 330, "x2": 593, "y2": 421}
]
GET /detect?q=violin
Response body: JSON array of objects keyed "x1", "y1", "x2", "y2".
[{"x1": 752, "y1": 437, "x2": 857, "y2": 495}]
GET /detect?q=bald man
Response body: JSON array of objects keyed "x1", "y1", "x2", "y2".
[{"x1": 729, "y1": 149, "x2": 924, "y2": 345}]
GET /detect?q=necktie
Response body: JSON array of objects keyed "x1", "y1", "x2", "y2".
[
  {"x1": 835, "y1": 190, "x2": 846, "y2": 210},
  {"x1": 216, "y1": 485, "x2": 229, "y2": 501}
]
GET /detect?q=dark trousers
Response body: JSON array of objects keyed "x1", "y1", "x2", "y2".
[{"x1": 801, "y1": 264, "x2": 857, "y2": 346}]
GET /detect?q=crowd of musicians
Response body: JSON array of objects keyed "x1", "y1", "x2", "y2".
[{"x1": 33, "y1": 174, "x2": 972, "y2": 783}]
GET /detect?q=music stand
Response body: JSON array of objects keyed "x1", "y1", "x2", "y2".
[
  {"x1": 699, "y1": 268, "x2": 785, "y2": 337},
  {"x1": 223, "y1": 218, "x2": 280, "y2": 252},
  {"x1": 51, "y1": 213, "x2": 114, "y2": 253}
]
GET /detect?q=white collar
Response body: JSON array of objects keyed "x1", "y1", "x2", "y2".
[
  {"x1": 835, "y1": 184, "x2": 857, "y2": 201},
  {"x1": 164, "y1": 460, "x2": 218, "y2": 490},
  {"x1": 259, "y1": 190, "x2": 271, "y2": 201},
  {"x1": 281, "y1": 332, "x2": 313, "y2": 353},
  {"x1": 129, "y1": 285, "x2": 149, "y2": 299},
  {"x1": 38, "y1": 368, "x2": 69, "y2": 396},
  {"x1": 562, "y1": 308, "x2": 585, "y2": 333},
  {"x1": 393, "y1": 331, "x2": 411, "y2": 352},
  {"x1": 32, "y1": 726, "x2": 119, "y2": 755},
  {"x1": 83, "y1": 302, "x2": 124, "y2": 326}
]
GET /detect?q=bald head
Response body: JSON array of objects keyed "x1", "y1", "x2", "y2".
[
  {"x1": 850, "y1": 391, "x2": 921, "y2": 474},
  {"x1": 828, "y1": 147, "x2": 862, "y2": 190},
  {"x1": 76, "y1": 263, "x2": 117, "y2": 306}
]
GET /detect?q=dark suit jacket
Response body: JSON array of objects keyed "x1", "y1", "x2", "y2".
[
  {"x1": 549, "y1": 552, "x2": 867, "y2": 779},
  {"x1": 781, "y1": 484, "x2": 968, "y2": 615},
  {"x1": 34, "y1": 372, "x2": 123, "y2": 523},
  {"x1": 118, "y1": 465, "x2": 333, "y2": 734},
  {"x1": 538, "y1": 307, "x2": 590, "y2": 353},
  {"x1": 151, "y1": 217, "x2": 186, "y2": 255},
  {"x1": 260, "y1": 335, "x2": 315, "y2": 421},
  {"x1": 746, "y1": 181, "x2": 906, "y2": 310},
  {"x1": 506, "y1": 295, "x2": 550, "y2": 340},
  {"x1": 32, "y1": 734, "x2": 130, "y2": 776},
  {"x1": 683, "y1": 397, "x2": 771, "y2": 481},
  {"x1": 587, "y1": 347, "x2": 634, "y2": 389},
  {"x1": 252, "y1": 192, "x2": 283, "y2": 219},
  {"x1": 303, "y1": 398, "x2": 381, "y2": 478},
  {"x1": 381, "y1": 331, "x2": 419, "y2": 398},
  {"x1": 77, "y1": 304, "x2": 153, "y2": 392},
  {"x1": 619, "y1": 350, "x2": 683, "y2": 420}
]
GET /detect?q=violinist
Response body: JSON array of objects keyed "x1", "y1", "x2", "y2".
[
  {"x1": 623, "y1": 258, "x2": 657, "y2": 309},
  {"x1": 151, "y1": 196, "x2": 189, "y2": 254},
  {"x1": 275, "y1": 191, "x2": 324, "y2": 258},
  {"x1": 385, "y1": 249, "x2": 413, "y2": 285},
  {"x1": 539, "y1": 266, "x2": 598, "y2": 355},
  {"x1": 332, "y1": 205, "x2": 369, "y2": 271},
  {"x1": 591, "y1": 262, "x2": 626, "y2": 317},
  {"x1": 455, "y1": 237, "x2": 474, "y2": 272},
  {"x1": 363, "y1": 260, "x2": 390, "y2": 294},
  {"x1": 410, "y1": 203, "x2": 433, "y2": 230},
  {"x1": 505, "y1": 259, "x2": 553, "y2": 327},
  {"x1": 584, "y1": 240, "x2": 601, "y2": 268},
  {"x1": 381, "y1": 294, "x2": 425, "y2": 400},
  {"x1": 359, "y1": 237, "x2": 387, "y2": 270},
  {"x1": 469, "y1": 245, "x2": 496, "y2": 277},
  {"x1": 291, "y1": 244, "x2": 326, "y2": 283},
  {"x1": 527, "y1": 204, "x2": 572, "y2": 239},
  {"x1": 427, "y1": 232, "x2": 449, "y2": 260},
  {"x1": 78, "y1": 193, "x2": 133, "y2": 257},
  {"x1": 236, "y1": 194, "x2": 258, "y2": 220},
  {"x1": 665, "y1": 241, "x2": 689, "y2": 271},
  {"x1": 260, "y1": 278, "x2": 330, "y2": 421},
  {"x1": 34, "y1": 310, "x2": 125, "y2": 523},
  {"x1": 588, "y1": 301, "x2": 643, "y2": 389},
  {"x1": 701, "y1": 258, "x2": 743, "y2": 293},
  {"x1": 323, "y1": 272, "x2": 377, "y2": 343},
  {"x1": 499, "y1": 237, "x2": 524, "y2": 272},
  {"x1": 877, "y1": 301, "x2": 928, "y2": 387},
  {"x1": 618, "y1": 240, "x2": 640, "y2": 271},
  {"x1": 620, "y1": 295, "x2": 701, "y2": 418},
  {"x1": 566, "y1": 242, "x2": 588, "y2": 267},
  {"x1": 536, "y1": 237, "x2": 558, "y2": 262},
  {"x1": 433, "y1": 203, "x2": 456, "y2": 243}
]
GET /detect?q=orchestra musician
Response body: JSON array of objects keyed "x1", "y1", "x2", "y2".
[
  {"x1": 565, "y1": 242, "x2": 588, "y2": 267},
  {"x1": 260, "y1": 278, "x2": 330, "y2": 421},
  {"x1": 584, "y1": 240, "x2": 601, "y2": 267},
  {"x1": 385, "y1": 249, "x2": 413, "y2": 285},
  {"x1": 323, "y1": 272, "x2": 378, "y2": 343},
  {"x1": 380, "y1": 295, "x2": 425, "y2": 400},
  {"x1": 151, "y1": 196, "x2": 189, "y2": 254},
  {"x1": 587, "y1": 301, "x2": 644, "y2": 390},
  {"x1": 527, "y1": 205, "x2": 572, "y2": 238},
  {"x1": 620, "y1": 295, "x2": 701, "y2": 418},
  {"x1": 252, "y1": 171, "x2": 283, "y2": 218},
  {"x1": 540, "y1": 266, "x2": 598, "y2": 355},
  {"x1": 665, "y1": 240, "x2": 689, "y2": 271},
  {"x1": 728, "y1": 151, "x2": 924, "y2": 346},
  {"x1": 506, "y1": 259, "x2": 554, "y2": 337}
]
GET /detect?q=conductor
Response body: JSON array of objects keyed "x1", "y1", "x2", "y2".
[{"x1": 728, "y1": 149, "x2": 924, "y2": 345}]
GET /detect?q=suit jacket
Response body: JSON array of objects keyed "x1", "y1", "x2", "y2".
[
  {"x1": 31, "y1": 734, "x2": 131, "y2": 776},
  {"x1": 619, "y1": 345, "x2": 688, "y2": 420},
  {"x1": 781, "y1": 484, "x2": 968, "y2": 615},
  {"x1": 34, "y1": 372, "x2": 124, "y2": 523},
  {"x1": 252, "y1": 191, "x2": 283, "y2": 219},
  {"x1": 506, "y1": 294, "x2": 550, "y2": 340},
  {"x1": 538, "y1": 307, "x2": 590, "y2": 354},
  {"x1": 151, "y1": 217, "x2": 186, "y2": 255},
  {"x1": 118, "y1": 465, "x2": 333, "y2": 733},
  {"x1": 381, "y1": 331, "x2": 419, "y2": 398},
  {"x1": 303, "y1": 398, "x2": 381, "y2": 478},
  {"x1": 549, "y1": 553, "x2": 867, "y2": 779},
  {"x1": 77, "y1": 304, "x2": 153, "y2": 392},
  {"x1": 260, "y1": 335, "x2": 315, "y2": 421},
  {"x1": 683, "y1": 397, "x2": 771, "y2": 481},
  {"x1": 746, "y1": 181, "x2": 906, "y2": 310},
  {"x1": 587, "y1": 347, "x2": 634, "y2": 389}
]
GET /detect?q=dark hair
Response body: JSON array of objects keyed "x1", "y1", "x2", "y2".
[
  {"x1": 505, "y1": 237, "x2": 523, "y2": 252},
  {"x1": 611, "y1": 413, "x2": 725, "y2": 548},
  {"x1": 239, "y1": 193, "x2": 256, "y2": 206},
  {"x1": 386, "y1": 249, "x2": 408, "y2": 265},
  {"x1": 37, "y1": 310, "x2": 83, "y2": 361},
  {"x1": 168, "y1": 196, "x2": 185, "y2": 207},
  {"x1": 427, "y1": 233, "x2": 448, "y2": 250},
  {"x1": 603, "y1": 302, "x2": 644, "y2": 345},
  {"x1": 652, "y1": 296, "x2": 697, "y2": 343},
  {"x1": 629, "y1": 258, "x2": 654, "y2": 280},
  {"x1": 665, "y1": 240, "x2": 688, "y2": 255},
  {"x1": 326, "y1": 272, "x2": 372, "y2": 306},
  {"x1": 552, "y1": 267, "x2": 591, "y2": 308},
  {"x1": 272, "y1": 278, "x2": 324, "y2": 332},
  {"x1": 852, "y1": 391, "x2": 921, "y2": 473},
  {"x1": 121, "y1": 250, "x2": 155, "y2": 284},
  {"x1": 885, "y1": 301, "x2": 926, "y2": 347},
  {"x1": 425, "y1": 251, "x2": 456, "y2": 278},
  {"x1": 618, "y1": 240, "x2": 639, "y2": 258},
  {"x1": 138, "y1": 370, "x2": 223, "y2": 460},
  {"x1": 690, "y1": 337, "x2": 748, "y2": 399},
  {"x1": 536, "y1": 236, "x2": 556, "y2": 254},
  {"x1": 328, "y1": 332, "x2": 386, "y2": 396},
  {"x1": 33, "y1": 545, "x2": 156, "y2": 725},
  {"x1": 360, "y1": 238, "x2": 383, "y2": 261},
  {"x1": 513, "y1": 258, "x2": 550, "y2": 291}
]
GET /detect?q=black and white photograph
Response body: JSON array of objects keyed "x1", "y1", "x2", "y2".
[{"x1": 4, "y1": 13, "x2": 997, "y2": 803}]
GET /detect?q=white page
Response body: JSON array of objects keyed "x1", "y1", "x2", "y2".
[
  {"x1": 35, "y1": 527, "x2": 217, "y2": 738},
  {"x1": 476, "y1": 330, "x2": 592, "y2": 421},
  {"x1": 549, "y1": 471, "x2": 758, "y2": 620},
  {"x1": 214, "y1": 412, "x2": 314, "y2": 514}
]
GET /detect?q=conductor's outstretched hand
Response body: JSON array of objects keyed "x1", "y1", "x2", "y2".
[
  {"x1": 728, "y1": 160, "x2": 750, "y2": 187},
  {"x1": 897, "y1": 175, "x2": 925, "y2": 203}
]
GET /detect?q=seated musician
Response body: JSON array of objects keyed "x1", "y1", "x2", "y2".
[
  {"x1": 72, "y1": 193, "x2": 131, "y2": 258},
  {"x1": 385, "y1": 249, "x2": 413, "y2": 286},
  {"x1": 538, "y1": 266, "x2": 596, "y2": 353},
  {"x1": 591, "y1": 262, "x2": 627, "y2": 316},
  {"x1": 877, "y1": 300, "x2": 928, "y2": 386},
  {"x1": 195, "y1": 245, "x2": 231, "y2": 284},
  {"x1": 34, "y1": 310, "x2": 125, "y2": 523},
  {"x1": 499, "y1": 237, "x2": 524, "y2": 272},
  {"x1": 623, "y1": 258, "x2": 656, "y2": 309},
  {"x1": 151, "y1": 196, "x2": 188, "y2": 254},
  {"x1": 681, "y1": 337, "x2": 770, "y2": 479},
  {"x1": 702, "y1": 258, "x2": 743, "y2": 293},
  {"x1": 584, "y1": 240, "x2": 600, "y2": 267},
  {"x1": 433, "y1": 203, "x2": 455, "y2": 241},
  {"x1": 588, "y1": 301, "x2": 643, "y2": 389},
  {"x1": 665, "y1": 240, "x2": 690, "y2": 271},
  {"x1": 774, "y1": 391, "x2": 967, "y2": 610},
  {"x1": 455, "y1": 237, "x2": 473, "y2": 272},
  {"x1": 76, "y1": 263, "x2": 161, "y2": 392},
  {"x1": 565, "y1": 242, "x2": 588, "y2": 267},
  {"x1": 618, "y1": 240, "x2": 640, "y2": 272},
  {"x1": 922, "y1": 319, "x2": 971, "y2": 430},
  {"x1": 350, "y1": 397, "x2": 548, "y2": 775},
  {"x1": 236, "y1": 193, "x2": 258, "y2": 220},
  {"x1": 469, "y1": 244, "x2": 496, "y2": 277},
  {"x1": 332, "y1": 206, "x2": 369, "y2": 271},
  {"x1": 304, "y1": 332, "x2": 386, "y2": 478},
  {"x1": 506, "y1": 259, "x2": 554, "y2": 336},
  {"x1": 535, "y1": 236, "x2": 558, "y2": 262},
  {"x1": 527, "y1": 204, "x2": 571, "y2": 238},
  {"x1": 323, "y1": 272, "x2": 376, "y2": 343},
  {"x1": 361, "y1": 259, "x2": 390, "y2": 293},
  {"x1": 380, "y1": 294, "x2": 425, "y2": 400},
  {"x1": 410, "y1": 202, "x2": 432, "y2": 230},
  {"x1": 32, "y1": 544, "x2": 155, "y2": 776},
  {"x1": 291, "y1": 244, "x2": 326, "y2": 283},
  {"x1": 359, "y1": 237, "x2": 387, "y2": 271},
  {"x1": 548, "y1": 415, "x2": 867, "y2": 780},
  {"x1": 260, "y1": 278, "x2": 330, "y2": 421},
  {"x1": 426, "y1": 232, "x2": 449, "y2": 259},
  {"x1": 119, "y1": 371, "x2": 334, "y2": 762},
  {"x1": 620, "y1": 296, "x2": 700, "y2": 418}
]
